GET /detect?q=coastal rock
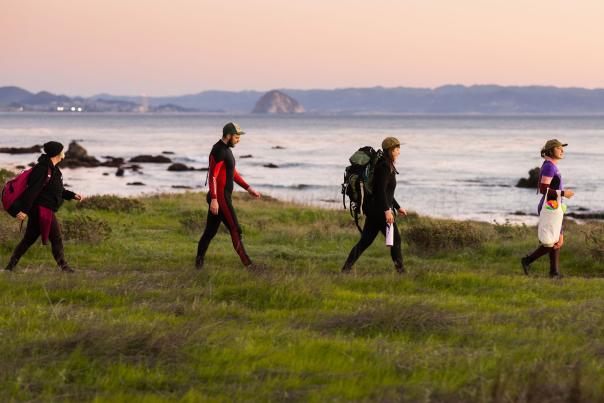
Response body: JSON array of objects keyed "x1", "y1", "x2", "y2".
[
  {"x1": 251, "y1": 90, "x2": 304, "y2": 114},
  {"x1": 116, "y1": 168, "x2": 125, "y2": 177},
  {"x1": 272, "y1": 146, "x2": 286, "y2": 150},
  {"x1": 62, "y1": 141, "x2": 101, "y2": 168},
  {"x1": 130, "y1": 155, "x2": 172, "y2": 163},
  {"x1": 167, "y1": 163, "x2": 192, "y2": 171},
  {"x1": 127, "y1": 182, "x2": 145, "y2": 186},
  {"x1": 565, "y1": 212, "x2": 604, "y2": 220},
  {"x1": 263, "y1": 163, "x2": 279, "y2": 168},
  {"x1": 240, "y1": 154, "x2": 253, "y2": 159},
  {"x1": 516, "y1": 167, "x2": 540, "y2": 188},
  {"x1": 100, "y1": 157, "x2": 125, "y2": 167},
  {"x1": 0, "y1": 145, "x2": 42, "y2": 154},
  {"x1": 167, "y1": 163, "x2": 207, "y2": 171}
]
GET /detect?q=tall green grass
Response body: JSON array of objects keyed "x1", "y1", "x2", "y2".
[{"x1": 1, "y1": 192, "x2": 603, "y2": 401}]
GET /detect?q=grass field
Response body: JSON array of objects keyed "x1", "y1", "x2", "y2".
[{"x1": 1, "y1": 181, "x2": 604, "y2": 402}]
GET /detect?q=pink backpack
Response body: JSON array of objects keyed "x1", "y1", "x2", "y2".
[{"x1": 2, "y1": 167, "x2": 50, "y2": 214}]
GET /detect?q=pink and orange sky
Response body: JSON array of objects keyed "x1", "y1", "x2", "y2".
[{"x1": 2, "y1": 0, "x2": 604, "y2": 96}]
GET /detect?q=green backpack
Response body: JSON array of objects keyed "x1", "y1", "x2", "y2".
[{"x1": 341, "y1": 146, "x2": 382, "y2": 232}]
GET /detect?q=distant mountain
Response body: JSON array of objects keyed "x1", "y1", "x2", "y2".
[
  {"x1": 0, "y1": 86, "x2": 198, "y2": 112},
  {"x1": 252, "y1": 90, "x2": 304, "y2": 113},
  {"x1": 4, "y1": 84, "x2": 604, "y2": 114}
]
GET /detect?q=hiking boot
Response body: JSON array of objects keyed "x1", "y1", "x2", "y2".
[
  {"x1": 60, "y1": 264, "x2": 75, "y2": 273},
  {"x1": 521, "y1": 256, "x2": 531, "y2": 275},
  {"x1": 341, "y1": 263, "x2": 353, "y2": 273},
  {"x1": 395, "y1": 263, "x2": 405, "y2": 274},
  {"x1": 550, "y1": 272, "x2": 563, "y2": 280},
  {"x1": 195, "y1": 255, "x2": 204, "y2": 270}
]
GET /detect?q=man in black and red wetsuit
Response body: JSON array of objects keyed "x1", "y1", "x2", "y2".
[{"x1": 196, "y1": 122, "x2": 261, "y2": 270}]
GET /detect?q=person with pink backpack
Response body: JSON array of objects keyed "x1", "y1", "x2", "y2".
[{"x1": 4, "y1": 141, "x2": 83, "y2": 272}]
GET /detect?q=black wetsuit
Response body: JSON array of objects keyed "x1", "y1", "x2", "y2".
[
  {"x1": 197, "y1": 140, "x2": 252, "y2": 266},
  {"x1": 343, "y1": 155, "x2": 404, "y2": 271}
]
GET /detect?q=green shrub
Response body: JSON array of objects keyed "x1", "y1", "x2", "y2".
[
  {"x1": 404, "y1": 218, "x2": 494, "y2": 253},
  {"x1": 179, "y1": 210, "x2": 207, "y2": 234},
  {"x1": 62, "y1": 215, "x2": 112, "y2": 244},
  {"x1": 0, "y1": 168, "x2": 16, "y2": 183},
  {"x1": 76, "y1": 195, "x2": 145, "y2": 213},
  {"x1": 582, "y1": 222, "x2": 604, "y2": 262},
  {"x1": 0, "y1": 214, "x2": 21, "y2": 245}
]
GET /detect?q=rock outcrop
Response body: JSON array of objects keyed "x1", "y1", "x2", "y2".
[
  {"x1": 130, "y1": 155, "x2": 172, "y2": 163},
  {"x1": 62, "y1": 141, "x2": 101, "y2": 168},
  {"x1": 251, "y1": 90, "x2": 304, "y2": 114},
  {"x1": 0, "y1": 145, "x2": 42, "y2": 154},
  {"x1": 516, "y1": 167, "x2": 540, "y2": 188}
]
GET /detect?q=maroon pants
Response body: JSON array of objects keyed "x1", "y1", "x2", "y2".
[{"x1": 9, "y1": 210, "x2": 67, "y2": 268}]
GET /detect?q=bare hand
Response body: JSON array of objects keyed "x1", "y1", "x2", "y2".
[
  {"x1": 248, "y1": 187, "x2": 261, "y2": 199},
  {"x1": 210, "y1": 199, "x2": 219, "y2": 215},
  {"x1": 397, "y1": 208, "x2": 407, "y2": 217},
  {"x1": 553, "y1": 233, "x2": 564, "y2": 250},
  {"x1": 385, "y1": 210, "x2": 394, "y2": 224},
  {"x1": 564, "y1": 189, "x2": 574, "y2": 199},
  {"x1": 16, "y1": 211, "x2": 27, "y2": 221},
  {"x1": 74, "y1": 194, "x2": 84, "y2": 201}
]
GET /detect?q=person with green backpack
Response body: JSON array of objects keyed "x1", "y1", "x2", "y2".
[{"x1": 341, "y1": 137, "x2": 407, "y2": 273}]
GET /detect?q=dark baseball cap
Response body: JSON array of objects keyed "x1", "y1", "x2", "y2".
[
  {"x1": 543, "y1": 139, "x2": 568, "y2": 150},
  {"x1": 223, "y1": 122, "x2": 245, "y2": 136}
]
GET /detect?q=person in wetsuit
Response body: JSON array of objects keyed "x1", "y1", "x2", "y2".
[
  {"x1": 5, "y1": 141, "x2": 83, "y2": 273},
  {"x1": 196, "y1": 122, "x2": 261, "y2": 271},
  {"x1": 342, "y1": 137, "x2": 407, "y2": 274},
  {"x1": 521, "y1": 139, "x2": 575, "y2": 278}
]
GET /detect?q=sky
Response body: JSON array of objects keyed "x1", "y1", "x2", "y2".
[{"x1": 2, "y1": 0, "x2": 604, "y2": 96}]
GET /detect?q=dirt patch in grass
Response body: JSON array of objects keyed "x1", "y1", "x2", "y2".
[{"x1": 315, "y1": 301, "x2": 464, "y2": 337}]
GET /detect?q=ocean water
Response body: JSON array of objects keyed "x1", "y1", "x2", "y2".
[{"x1": 1, "y1": 113, "x2": 603, "y2": 224}]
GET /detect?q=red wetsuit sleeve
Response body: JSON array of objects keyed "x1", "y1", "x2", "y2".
[
  {"x1": 208, "y1": 155, "x2": 225, "y2": 199},
  {"x1": 234, "y1": 169, "x2": 250, "y2": 190}
]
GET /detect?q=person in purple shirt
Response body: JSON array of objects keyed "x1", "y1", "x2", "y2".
[{"x1": 521, "y1": 139, "x2": 575, "y2": 278}]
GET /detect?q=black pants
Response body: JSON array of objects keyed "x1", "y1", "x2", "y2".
[
  {"x1": 197, "y1": 196, "x2": 252, "y2": 266},
  {"x1": 526, "y1": 245, "x2": 560, "y2": 275},
  {"x1": 344, "y1": 212, "x2": 403, "y2": 269},
  {"x1": 9, "y1": 211, "x2": 67, "y2": 268}
]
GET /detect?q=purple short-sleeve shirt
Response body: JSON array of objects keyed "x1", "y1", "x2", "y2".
[{"x1": 538, "y1": 160, "x2": 564, "y2": 214}]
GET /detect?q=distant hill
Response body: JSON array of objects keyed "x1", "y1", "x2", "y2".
[
  {"x1": 4, "y1": 85, "x2": 604, "y2": 114},
  {"x1": 0, "y1": 86, "x2": 196, "y2": 112},
  {"x1": 251, "y1": 90, "x2": 304, "y2": 113}
]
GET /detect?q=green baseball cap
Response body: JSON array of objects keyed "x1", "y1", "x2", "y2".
[
  {"x1": 223, "y1": 122, "x2": 246, "y2": 136},
  {"x1": 542, "y1": 139, "x2": 568, "y2": 150}
]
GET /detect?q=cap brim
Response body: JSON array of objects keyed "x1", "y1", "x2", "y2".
[
  {"x1": 236, "y1": 131, "x2": 245, "y2": 135},
  {"x1": 561, "y1": 143, "x2": 568, "y2": 147}
]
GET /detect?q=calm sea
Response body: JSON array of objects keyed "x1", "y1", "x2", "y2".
[{"x1": 1, "y1": 113, "x2": 603, "y2": 223}]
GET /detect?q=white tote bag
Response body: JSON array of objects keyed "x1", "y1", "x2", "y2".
[{"x1": 537, "y1": 189, "x2": 563, "y2": 247}]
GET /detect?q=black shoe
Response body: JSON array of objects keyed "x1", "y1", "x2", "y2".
[
  {"x1": 341, "y1": 263, "x2": 353, "y2": 273},
  {"x1": 4, "y1": 259, "x2": 18, "y2": 272},
  {"x1": 60, "y1": 264, "x2": 75, "y2": 273},
  {"x1": 521, "y1": 256, "x2": 531, "y2": 275},
  {"x1": 395, "y1": 263, "x2": 405, "y2": 274},
  {"x1": 550, "y1": 272, "x2": 563, "y2": 280},
  {"x1": 195, "y1": 255, "x2": 204, "y2": 270}
]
